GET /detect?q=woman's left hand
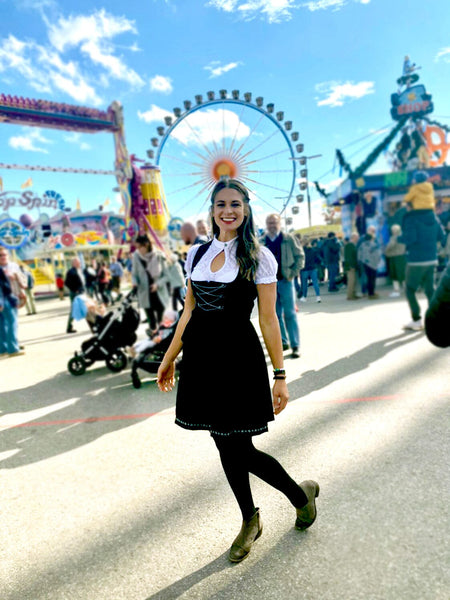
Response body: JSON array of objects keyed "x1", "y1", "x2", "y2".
[
  {"x1": 150, "y1": 283, "x2": 158, "y2": 292},
  {"x1": 272, "y1": 379, "x2": 289, "y2": 415}
]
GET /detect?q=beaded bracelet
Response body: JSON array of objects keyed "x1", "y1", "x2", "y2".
[
  {"x1": 273, "y1": 374, "x2": 286, "y2": 380},
  {"x1": 273, "y1": 368, "x2": 285, "y2": 375}
]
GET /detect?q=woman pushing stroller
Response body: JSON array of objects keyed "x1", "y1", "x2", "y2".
[{"x1": 157, "y1": 179, "x2": 319, "y2": 563}]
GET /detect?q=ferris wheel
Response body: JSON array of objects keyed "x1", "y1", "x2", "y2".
[{"x1": 148, "y1": 90, "x2": 307, "y2": 223}]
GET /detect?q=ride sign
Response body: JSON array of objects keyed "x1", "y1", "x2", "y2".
[
  {"x1": 0, "y1": 217, "x2": 29, "y2": 249},
  {"x1": 168, "y1": 217, "x2": 184, "y2": 240},
  {"x1": 390, "y1": 85, "x2": 434, "y2": 121}
]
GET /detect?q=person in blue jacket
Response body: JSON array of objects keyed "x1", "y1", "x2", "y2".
[{"x1": 399, "y1": 207, "x2": 446, "y2": 330}]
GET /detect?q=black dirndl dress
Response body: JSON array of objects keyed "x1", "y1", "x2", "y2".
[{"x1": 176, "y1": 266, "x2": 275, "y2": 437}]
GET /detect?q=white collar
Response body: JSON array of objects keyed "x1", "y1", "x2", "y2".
[{"x1": 212, "y1": 236, "x2": 238, "y2": 250}]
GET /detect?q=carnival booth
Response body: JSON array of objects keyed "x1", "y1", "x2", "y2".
[{"x1": 324, "y1": 57, "x2": 450, "y2": 241}]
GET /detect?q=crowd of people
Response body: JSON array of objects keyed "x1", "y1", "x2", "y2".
[
  {"x1": 1, "y1": 174, "x2": 449, "y2": 568},
  {"x1": 2, "y1": 170, "x2": 449, "y2": 363}
]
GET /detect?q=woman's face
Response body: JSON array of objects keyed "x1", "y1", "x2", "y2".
[
  {"x1": 136, "y1": 243, "x2": 149, "y2": 256},
  {"x1": 212, "y1": 187, "x2": 246, "y2": 236}
]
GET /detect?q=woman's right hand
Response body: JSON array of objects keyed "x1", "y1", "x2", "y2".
[{"x1": 157, "y1": 360, "x2": 175, "y2": 392}]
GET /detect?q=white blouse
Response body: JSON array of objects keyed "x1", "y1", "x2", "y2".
[{"x1": 185, "y1": 237, "x2": 277, "y2": 284}]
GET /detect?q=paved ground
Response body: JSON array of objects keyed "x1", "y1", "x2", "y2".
[{"x1": 1, "y1": 286, "x2": 449, "y2": 600}]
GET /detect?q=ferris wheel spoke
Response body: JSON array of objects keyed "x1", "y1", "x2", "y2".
[
  {"x1": 159, "y1": 153, "x2": 205, "y2": 169},
  {"x1": 182, "y1": 116, "x2": 216, "y2": 159},
  {"x1": 244, "y1": 176, "x2": 293, "y2": 195},
  {"x1": 205, "y1": 110, "x2": 221, "y2": 156},
  {"x1": 226, "y1": 102, "x2": 246, "y2": 157},
  {"x1": 232, "y1": 113, "x2": 265, "y2": 158},
  {"x1": 168, "y1": 175, "x2": 212, "y2": 197},
  {"x1": 222, "y1": 102, "x2": 226, "y2": 154},
  {"x1": 242, "y1": 169, "x2": 293, "y2": 174},
  {"x1": 163, "y1": 172, "x2": 204, "y2": 177},
  {"x1": 239, "y1": 129, "x2": 280, "y2": 161},
  {"x1": 176, "y1": 180, "x2": 215, "y2": 214},
  {"x1": 249, "y1": 189, "x2": 281, "y2": 212},
  {"x1": 244, "y1": 148, "x2": 290, "y2": 166}
]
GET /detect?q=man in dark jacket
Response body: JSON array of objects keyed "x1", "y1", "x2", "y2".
[
  {"x1": 261, "y1": 214, "x2": 304, "y2": 358},
  {"x1": 344, "y1": 233, "x2": 360, "y2": 300},
  {"x1": 64, "y1": 257, "x2": 85, "y2": 333},
  {"x1": 425, "y1": 262, "x2": 450, "y2": 347},
  {"x1": 323, "y1": 232, "x2": 341, "y2": 292},
  {"x1": 399, "y1": 209, "x2": 446, "y2": 330}
]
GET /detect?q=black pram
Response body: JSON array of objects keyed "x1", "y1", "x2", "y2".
[
  {"x1": 68, "y1": 291, "x2": 140, "y2": 376},
  {"x1": 130, "y1": 312, "x2": 180, "y2": 388}
]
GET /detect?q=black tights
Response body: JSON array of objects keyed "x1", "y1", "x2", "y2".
[{"x1": 213, "y1": 434, "x2": 307, "y2": 521}]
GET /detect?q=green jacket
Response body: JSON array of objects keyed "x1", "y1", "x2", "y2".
[{"x1": 344, "y1": 242, "x2": 358, "y2": 271}]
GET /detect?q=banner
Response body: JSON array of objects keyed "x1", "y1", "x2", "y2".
[{"x1": 20, "y1": 177, "x2": 33, "y2": 189}]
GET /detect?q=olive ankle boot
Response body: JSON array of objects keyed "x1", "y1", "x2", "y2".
[
  {"x1": 229, "y1": 508, "x2": 263, "y2": 563},
  {"x1": 295, "y1": 480, "x2": 320, "y2": 530}
]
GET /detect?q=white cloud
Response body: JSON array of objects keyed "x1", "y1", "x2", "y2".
[
  {"x1": 150, "y1": 75, "x2": 173, "y2": 94},
  {"x1": 0, "y1": 9, "x2": 145, "y2": 105},
  {"x1": 9, "y1": 128, "x2": 53, "y2": 153},
  {"x1": 206, "y1": 0, "x2": 297, "y2": 23},
  {"x1": 315, "y1": 80, "x2": 375, "y2": 107},
  {"x1": 63, "y1": 132, "x2": 91, "y2": 151},
  {"x1": 138, "y1": 104, "x2": 174, "y2": 123},
  {"x1": 137, "y1": 104, "x2": 251, "y2": 147},
  {"x1": 204, "y1": 61, "x2": 242, "y2": 78},
  {"x1": 46, "y1": 9, "x2": 144, "y2": 88},
  {"x1": 303, "y1": 0, "x2": 369, "y2": 10},
  {"x1": 0, "y1": 34, "x2": 102, "y2": 105},
  {"x1": 169, "y1": 108, "x2": 251, "y2": 145},
  {"x1": 435, "y1": 47, "x2": 450, "y2": 62}
]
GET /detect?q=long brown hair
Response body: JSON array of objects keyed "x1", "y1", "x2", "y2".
[{"x1": 210, "y1": 179, "x2": 259, "y2": 281}]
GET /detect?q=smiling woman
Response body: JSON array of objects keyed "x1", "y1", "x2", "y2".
[{"x1": 156, "y1": 177, "x2": 320, "y2": 563}]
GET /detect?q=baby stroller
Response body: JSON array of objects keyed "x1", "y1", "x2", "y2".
[
  {"x1": 68, "y1": 290, "x2": 140, "y2": 376},
  {"x1": 130, "y1": 312, "x2": 181, "y2": 388}
]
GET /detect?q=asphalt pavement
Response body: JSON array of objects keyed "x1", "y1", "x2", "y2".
[{"x1": 1, "y1": 285, "x2": 449, "y2": 600}]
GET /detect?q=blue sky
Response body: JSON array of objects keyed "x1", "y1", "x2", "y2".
[{"x1": 1, "y1": 0, "x2": 450, "y2": 229}]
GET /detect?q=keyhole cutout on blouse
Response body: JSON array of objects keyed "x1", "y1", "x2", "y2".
[{"x1": 210, "y1": 250, "x2": 225, "y2": 273}]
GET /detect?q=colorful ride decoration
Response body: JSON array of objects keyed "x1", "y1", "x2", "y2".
[
  {"x1": 140, "y1": 165, "x2": 169, "y2": 232},
  {"x1": 424, "y1": 124, "x2": 450, "y2": 167},
  {"x1": 0, "y1": 217, "x2": 29, "y2": 249},
  {"x1": 0, "y1": 94, "x2": 165, "y2": 247},
  {"x1": 325, "y1": 57, "x2": 450, "y2": 238}
]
